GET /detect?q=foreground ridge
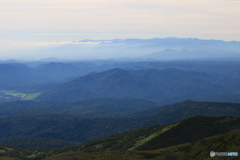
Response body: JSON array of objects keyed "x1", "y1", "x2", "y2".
[
  {"x1": 1, "y1": 116, "x2": 240, "y2": 160},
  {"x1": 43, "y1": 129, "x2": 240, "y2": 160}
]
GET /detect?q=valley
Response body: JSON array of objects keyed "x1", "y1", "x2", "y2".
[
  {"x1": 1, "y1": 0, "x2": 240, "y2": 157},
  {"x1": 0, "y1": 43, "x2": 240, "y2": 159},
  {"x1": 0, "y1": 90, "x2": 40, "y2": 102}
]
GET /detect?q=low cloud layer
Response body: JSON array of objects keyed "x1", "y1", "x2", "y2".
[{"x1": 0, "y1": 0, "x2": 239, "y2": 60}]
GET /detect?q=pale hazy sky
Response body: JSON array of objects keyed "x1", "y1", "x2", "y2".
[{"x1": 0, "y1": 0, "x2": 240, "y2": 60}]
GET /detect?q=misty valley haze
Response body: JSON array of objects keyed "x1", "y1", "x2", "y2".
[
  {"x1": 2, "y1": 38, "x2": 240, "y2": 61},
  {"x1": 0, "y1": 38, "x2": 240, "y2": 160}
]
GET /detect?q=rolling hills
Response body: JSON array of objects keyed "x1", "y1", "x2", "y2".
[
  {"x1": 0, "y1": 98, "x2": 158, "y2": 118},
  {"x1": 1, "y1": 100, "x2": 240, "y2": 150},
  {"x1": 126, "y1": 100, "x2": 240, "y2": 119},
  {"x1": 1, "y1": 60, "x2": 240, "y2": 106}
]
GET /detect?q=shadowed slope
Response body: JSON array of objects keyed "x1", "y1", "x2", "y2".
[{"x1": 1, "y1": 116, "x2": 240, "y2": 160}]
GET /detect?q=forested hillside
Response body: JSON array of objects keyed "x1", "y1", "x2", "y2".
[
  {"x1": 36, "y1": 68, "x2": 240, "y2": 102},
  {"x1": 1, "y1": 116, "x2": 240, "y2": 160},
  {"x1": 1, "y1": 100, "x2": 240, "y2": 150},
  {"x1": 0, "y1": 59, "x2": 240, "y2": 159},
  {"x1": 0, "y1": 98, "x2": 158, "y2": 118}
]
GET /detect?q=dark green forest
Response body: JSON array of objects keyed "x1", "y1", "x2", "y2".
[
  {"x1": 1, "y1": 116, "x2": 240, "y2": 160},
  {"x1": 1, "y1": 100, "x2": 240, "y2": 150}
]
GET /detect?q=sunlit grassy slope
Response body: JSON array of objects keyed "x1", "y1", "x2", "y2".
[
  {"x1": 43, "y1": 129, "x2": 240, "y2": 160},
  {"x1": 53, "y1": 116, "x2": 240, "y2": 153}
]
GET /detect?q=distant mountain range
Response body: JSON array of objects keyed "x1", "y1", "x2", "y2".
[
  {"x1": 0, "y1": 62, "x2": 114, "y2": 89},
  {"x1": 1, "y1": 60, "x2": 240, "y2": 106},
  {"x1": 1, "y1": 59, "x2": 240, "y2": 86},
  {"x1": 143, "y1": 49, "x2": 240, "y2": 60},
  {"x1": 30, "y1": 37, "x2": 240, "y2": 60},
  {"x1": 36, "y1": 68, "x2": 240, "y2": 103}
]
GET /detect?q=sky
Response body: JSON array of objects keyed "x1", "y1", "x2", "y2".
[{"x1": 0, "y1": 0, "x2": 240, "y2": 60}]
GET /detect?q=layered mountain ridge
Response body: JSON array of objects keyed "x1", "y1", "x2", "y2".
[{"x1": 36, "y1": 68, "x2": 240, "y2": 102}]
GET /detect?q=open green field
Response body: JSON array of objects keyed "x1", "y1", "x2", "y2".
[{"x1": 0, "y1": 90, "x2": 40, "y2": 101}]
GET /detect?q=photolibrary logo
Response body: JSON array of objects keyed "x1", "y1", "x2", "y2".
[{"x1": 210, "y1": 151, "x2": 238, "y2": 157}]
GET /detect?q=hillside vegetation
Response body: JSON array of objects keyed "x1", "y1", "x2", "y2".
[
  {"x1": 127, "y1": 100, "x2": 240, "y2": 119},
  {"x1": 43, "y1": 129, "x2": 240, "y2": 160},
  {"x1": 1, "y1": 60, "x2": 240, "y2": 105},
  {"x1": 1, "y1": 116, "x2": 240, "y2": 160},
  {"x1": 36, "y1": 68, "x2": 240, "y2": 103},
  {"x1": 51, "y1": 116, "x2": 240, "y2": 153},
  {"x1": 5, "y1": 98, "x2": 158, "y2": 118},
  {"x1": 1, "y1": 101, "x2": 240, "y2": 150}
]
